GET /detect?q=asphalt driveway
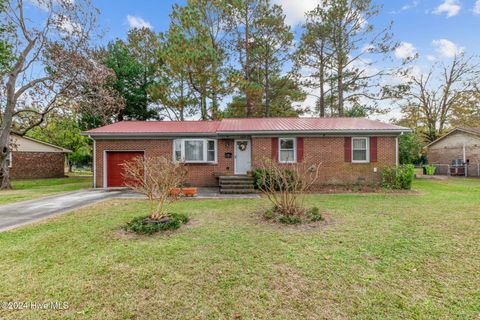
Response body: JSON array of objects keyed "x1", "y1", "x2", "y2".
[{"x1": 0, "y1": 190, "x2": 123, "y2": 232}]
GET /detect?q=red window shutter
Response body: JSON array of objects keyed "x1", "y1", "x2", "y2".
[
  {"x1": 344, "y1": 137, "x2": 352, "y2": 162},
  {"x1": 370, "y1": 136, "x2": 378, "y2": 162},
  {"x1": 271, "y1": 138, "x2": 278, "y2": 162},
  {"x1": 297, "y1": 137, "x2": 304, "y2": 163}
]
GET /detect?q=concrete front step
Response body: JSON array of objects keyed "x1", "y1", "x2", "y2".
[
  {"x1": 219, "y1": 175, "x2": 254, "y2": 180},
  {"x1": 219, "y1": 175, "x2": 256, "y2": 194},
  {"x1": 219, "y1": 179, "x2": 255, "y2": 185},
  {"x1": 220, "y1": 189, "x2": 258, "y2": 194},
  {"x1": 220, "y1": 184, "x2": 255, "y2": 189}
]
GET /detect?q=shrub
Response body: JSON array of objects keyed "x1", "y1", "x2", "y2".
[
  {"x1": 381, "y1": 164, "x2": 415, "y2": 190},
  {"x1": 255, "y1": 157, "x2": 321, "y2": 218},
  {"x1": 424, "y1": 165, "x2": 436, "y2": 175},
  {"x1": 121, "y1": 156, "x2": 188, "y2": 221},
  {"x1": 124, "y1": 213, "x2": 189, "y2": 235},
  {"x1": 307, "y1": 207, "x2": 324, "y2": 222},
  {"x1": 263, "y1": 206, "x2": 323, "y2": 224},
  {"x1": 277, "y1": 214, "x2": 302, "y2": 225},
  {"x1": 263, "y1": 209, "x2": 274, "y2": 220},
  {"x1": 253, "y1": 168, "x2": 295, "y2": 191}
]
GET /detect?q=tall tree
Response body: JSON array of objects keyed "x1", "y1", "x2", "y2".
[
  {"x1": 328, "y1": 0, "x2": 399, "y2": 116},
  {"x1": 102, "y1": 28, "x2": 160, "y2": 121},
  {"x1": 169, "y1": 0, "x2": 230, "y2": 120},
  {"x1": 225, "y1": 0, "x2": 269, "y2": 117},
  {"x1": 253, "y1": 3, "x2": 294, "y2": 117},
  {"x1": 294, "y1": 4, "x2": 333, "y2": 117},
  {"x1": 400, "y1": 54, "x2": 480, "y2": 143},
  {"x1": 295, "y1": 0, "x2": 400, "y2": 117},
  {"x1": 223, "y1": 75, "x2": 305, "y2": 117},
  {"x1": 0, "y1": 0, "x2": 121, "y2": 189},
  {"x1": 150, "y1": 28, "x2": 197, "y2": 121}
]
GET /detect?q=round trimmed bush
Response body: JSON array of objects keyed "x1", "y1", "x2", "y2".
[{"x1": 124, "y1": 213, "x2": 189, "y2": 235}]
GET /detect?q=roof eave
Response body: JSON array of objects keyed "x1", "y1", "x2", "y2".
[
  {"x1": 83, "y1": 128, "x2": 410, "y2": 138},
  {"x1": 426, "y1": 127, "x2": 480, "y2": 148},
  {"x1": 219, "y1": 129, "x2": 410, "y2": 135},
  {"x1": 83, "y1": 132, "x2": 218, "y2": 138}
]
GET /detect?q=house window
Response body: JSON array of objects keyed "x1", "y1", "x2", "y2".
[
  {"x1": 174, "y1": 140, "x2": 182, "y2": 162},
  {"x1": 279, "y1": 138, "x2": 296, "y2": 163},
  {"x1": 352, "y1": 137, "x2": 369, "y2": 163},
  {"x1": 6, "y1": 152, "x2": 12, "y2": 168},
  {"x1": 173, "y1": 139, "x2": 217, "y2": 163}
]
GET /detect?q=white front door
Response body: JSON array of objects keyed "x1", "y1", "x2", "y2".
[{"x1": 234, "y1": 139, "x2": 252, "y2": 175}]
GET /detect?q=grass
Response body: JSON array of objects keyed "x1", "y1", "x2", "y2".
[
  {"x1": 0, "y1": 178, "x2": 479, "y2": 319},
  {"x1": 0, "y1": 175, "x2": 92, "y2": 205}
]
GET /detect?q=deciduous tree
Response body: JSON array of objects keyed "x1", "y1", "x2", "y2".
[
  {"x1": 0, "y1": 0, "x2": 121, "y2": 189},
  {"x1": 400, "y1": 54, "x2": 480, "y2": 143}
]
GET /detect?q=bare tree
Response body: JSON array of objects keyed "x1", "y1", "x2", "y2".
[
  {"x1": 400, "y1": 54, "x2": 480, "y2": 142},
  {"x1": 295, "y1": 0, "x2": 402, "y2": 117},
  {"x1": 121, "y1": 156, "x2": 188, "y2": 220},
  {"x1": 0, "y1": 0, "x2": 120, "y2": 189},
  {"x1": 256, "y1": 157, "x2": 320, "y2": 217}
]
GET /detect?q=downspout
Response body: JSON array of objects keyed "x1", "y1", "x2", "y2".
[
  {"x1": 395, "y1": 135, "x2": 400, "y2": 166},
  {"x1": 92, "y1": 137, "x2": 96, "y2": 188}
]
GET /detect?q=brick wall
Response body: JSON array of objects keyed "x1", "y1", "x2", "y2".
[
  {"x1": 95, "y1": 139, "x2": 235, "y2": 187},
  {"x1": 427, "y1": 131, "x2": 480, "y2": 177},
  {"x1": 95, "y1": 136, "x2": 397, "y2": 187},
  {"x1": 252, "y1": 136, "x2": 396, "y2": 185},
  {"x1": 10, "y1": 152, "x2": 66, "y2": 179}
]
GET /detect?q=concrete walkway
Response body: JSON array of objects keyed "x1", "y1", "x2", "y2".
[
  {"x1": 0, "y1": 190, "x2": 122, "y2": 232},
  {"x1": 0, "y1": 188, "x2": 260, "y2": 232},
  {"x1": 117, "y1": 187, "x2": 261, "y2": 200}
]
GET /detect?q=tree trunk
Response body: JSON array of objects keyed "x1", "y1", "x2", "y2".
[
  {"x1": 0, "y1": 65, "x2": 19, "y2": 189},
  {"x1": 264, "y1": 59, "x2": 270, "y2": 117},
  {"x1": 244, "y1": 2, "x2": 255, "y2": 118},
  {"x1": 246, "y1": 96, "x2": 255, "y2": 117},
  {"x1": 318, "y1": 42, "x2": 326, "y2": 117},
  {"x1": 337, "y1": 64, "x2": 344, "y2": 116},
  {"x1": 211, "y1": 93, "x2": 219, "y2": 120},
  {"x1": 201, "y1": 93, "x2": 207, "y2": 120}
]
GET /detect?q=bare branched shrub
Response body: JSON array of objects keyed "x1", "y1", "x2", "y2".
[
  {"x1": 256, "y1": 157, "x2": 321, "y2": 216},
  {"x1": 121, "y1": 156, "x2": 187, "y2": 220}
]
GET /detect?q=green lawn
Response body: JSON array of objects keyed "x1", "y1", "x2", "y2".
[
  {"x1": 0, "y1": 175, "x2": 92, "y2": 205},
  {"x1": 0, "y1": 178, "x2": 479, "y2": 319}
]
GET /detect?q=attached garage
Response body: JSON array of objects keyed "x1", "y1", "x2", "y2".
[{"x1": 105, "y1": 151, "x2": 144, "y2": 187}]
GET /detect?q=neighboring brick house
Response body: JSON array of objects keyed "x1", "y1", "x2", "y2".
[
  {"x1": 7, "y1": 134, "x2": 71, "y2": 179},
  {"x1": 426, "y1": 127, "x2": 480, "y2": 177},
  {"x1": 84, "y1": 118, "x2": 410, "y2": 188}
]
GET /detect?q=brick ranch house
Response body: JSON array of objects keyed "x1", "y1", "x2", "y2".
[
  {"x1": 426, "y1": 127, "x2": 480, "y2": 177},
  {"x1": 84, "y1": 118, "x2": 410, "y2": 188},
  {"x1": 6, "y1": 134, "x2": 71, "y2": 179}
]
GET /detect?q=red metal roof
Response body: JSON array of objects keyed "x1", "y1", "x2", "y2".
[
  {"x1": 86, "y1": 120, "x2": 221, "y2": 134},
  {"x1": 217, "y1": 117, "x2": 406, "y2": 132},
  {"x1": 85, "y1": 118, "x2": 408, "y2": 135}
]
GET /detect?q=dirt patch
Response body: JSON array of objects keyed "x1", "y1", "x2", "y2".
[{"x1": 113, "y1": 218, "x2": 201, "y2": 240}]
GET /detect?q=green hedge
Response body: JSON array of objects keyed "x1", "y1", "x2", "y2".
[{"x1": 381, "y1": 164, "x2": 415, "y2": 190}]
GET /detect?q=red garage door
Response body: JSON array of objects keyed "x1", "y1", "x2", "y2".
[{"x1": 106, "y1": 151, "x2": 144, "y2": 187}]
